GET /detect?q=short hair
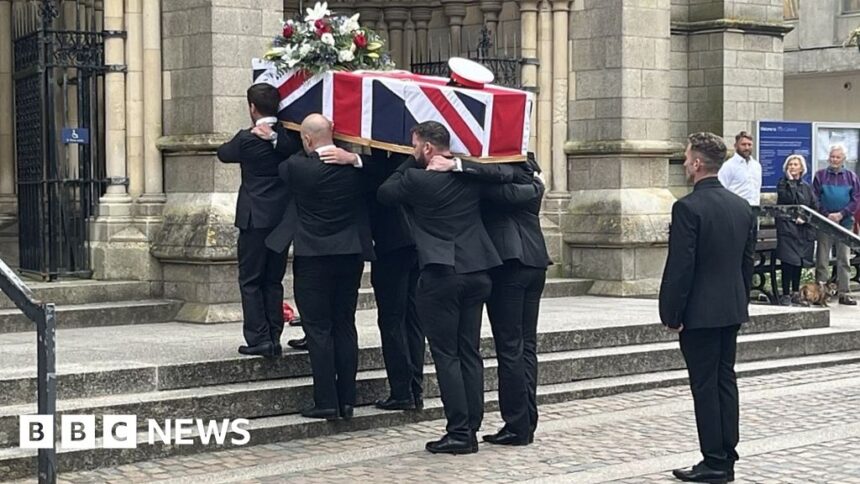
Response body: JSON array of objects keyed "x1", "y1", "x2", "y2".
[
  {"x1": 411, "y1": 121, "x2": 450, "y2": 150},
  {"x1": 829, "y1": 143, "x2": 847, "y2": 157},
  {"x1": 688, "y1": 132, "x2": 727, "y2": 173},
  {"x1": 735, "y1": 131, "x2": 754, "y2": 143},
  {"x1": 782, "y1": 154, "x2": 807, "y2": 176},
  {"x1": 247, "y1": 83, "x2": 280, "y2": 117}
]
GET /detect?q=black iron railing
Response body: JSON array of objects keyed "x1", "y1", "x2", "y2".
[{"x1": 0, "y1": 258, "x2": 57, "y2": 483}]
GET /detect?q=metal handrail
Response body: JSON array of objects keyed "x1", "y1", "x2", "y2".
[
  {"x1": 0, "y1": 257, "x2": 56, "y2": 483},
  {"x1": 763, "y1": 204, "x2": 860, "y2": 250}
]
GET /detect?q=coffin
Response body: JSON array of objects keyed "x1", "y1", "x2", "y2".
[{"x1": 252, "y1": 59, "x2": 533, "y2": 162}]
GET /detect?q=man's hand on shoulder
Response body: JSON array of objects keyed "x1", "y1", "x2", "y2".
[
  {"x1": 320, "y1": 147, "x2": 361, "y2": 166},
  {"x1": 664, "y1": 323, "x2": 684, "y2": 333},
  {"x1": 426, "y1": 155, "x2": 459, "y2": 172},
  {"x1": 251, "y1": 123, "x2": 275, "y2": 141}
]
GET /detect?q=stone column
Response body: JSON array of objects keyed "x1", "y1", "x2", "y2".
[
  {"x1": 536, "y1": 0, "x2": 552, "y2": 187},
  {"x1": 441, "y1": 0, "x2": 467, "y2": 56},
  {"x1": 0, "y1": 0, "x2": 15, "y2": 217},
  {"x1": 100, "y1": 0, "x2": 130, "y2": 209},
  {"x1": 91, "y1": 0, "x2": 145, "y2": 281},
  {"x1": 549, "y1": 0, "x2": 569, "y2": 196},
  {"x1": 137, "y1": 0, "x2": 165, "y2": 215},
  {"x1": 384, "y1": 5, "x2": 409, "y2": 69},
  {"x1": 411, "y1": 3, "x2": 433, "y2": 63},
  {"x1": 517, "y1": 0, "x2": 539, "y2": 152},
  {"x1": 125, "y1": 0, "x2": 144, "y2": 199},
  {"x1": 357, "y1": 1, "x2": 382, "y2": 29},
  {"x1": 683, "y1": 0, "x2": 791, "y2": 137},
  {"x1": 153, "y1": 0, "x2": 284, "y2": 323},
  {"x1": 563, "y1": 0, "x2": 676, "y2": 296},
  {"x1": 480, "y1": 0, "x2": 503, "y2": 43}
]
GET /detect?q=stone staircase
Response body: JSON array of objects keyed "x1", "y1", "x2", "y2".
[{"x1": 0, "y1": 292, "x2": 859, "y2": 479}]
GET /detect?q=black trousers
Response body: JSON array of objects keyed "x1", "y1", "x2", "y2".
[
  {"x1": 416, "y1": 265, "x2": 492, "y2": 440},
  {"x1": 679, "y1": 325, "x2": 741, "y2": 472},
  {"x1": 782, "y1": 263, "x2": 802, "y2": 294},
  {"x1": 238, "y1": 228, "x2": 288, "y2": 347},
  {"x1": 486, "y1": 260, "x2": 546, "y2": 436},
  {"x1": 371, "y1": 246, "x2": 424, "y2": 401},
  {"x1": 293, "y1": 254, "x2": 364, "y2": 409}
]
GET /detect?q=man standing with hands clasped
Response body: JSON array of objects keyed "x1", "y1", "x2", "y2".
[{"x1": 659, "y1": 132, "x2": 756, "y2": 484}]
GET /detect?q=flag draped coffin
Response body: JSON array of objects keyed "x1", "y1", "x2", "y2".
[{"x1": 252, "y1": 59, "x2": 533, "y2": 161}]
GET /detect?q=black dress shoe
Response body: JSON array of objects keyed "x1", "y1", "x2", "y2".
[
  {"x1": 300, "y1": 407, "x2": 338, "y2": 421},
  {"x1": 470, "y1": 433, "x2": 479, "y2": 453},
  {"x1": 413, "y1": 393, "x2": 424, "y2": 411},
  {"x1": 672, "y1": 463, "x2": 729, "y2": 483},
  {"x1": 287, "y1": 337, "x2": 308, "y2": 350},
  {"x1": 425, "y1": 434, "x2": 476, "y2": 455},
  {"x1": 483, "y1": 428, "x2": 529, "y2": 446},
  {"x1": 339, "y1": 405, "x2": 354, "y2": 421},
  {"x1": 288, "y1": 316, "x2": 302, "y2": 327},
  {"x1": 375, "y1": 397, "x2": 415, "y2": 411},
  {"x1": 273, "y1": 343, "x2": 283, "y2": 357},
  {"x1": 238, "y1": 342, "x2": 277, "y2": 357}
]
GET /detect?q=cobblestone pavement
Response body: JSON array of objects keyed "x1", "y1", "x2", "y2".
[{"x1": 12, "y1": 362, "x2": 860, "y2": 484}]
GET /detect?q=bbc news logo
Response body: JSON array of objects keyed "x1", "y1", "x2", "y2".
[{"x1": 20, "y1": 415, "x2": 250, "y2": 449}]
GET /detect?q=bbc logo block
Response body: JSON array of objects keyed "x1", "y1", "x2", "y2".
[{"x1": 20, "y1": 415, "x2": 250, "y2": 449}]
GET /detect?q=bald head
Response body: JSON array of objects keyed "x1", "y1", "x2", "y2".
[{"x1": 300, "y1": 114, "x2": 334, "y2": 152}]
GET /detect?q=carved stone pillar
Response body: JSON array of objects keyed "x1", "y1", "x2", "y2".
[
  {"x1": 138, "y1": 0, "x2": 165, "y2": 216},
  {"x1": 384, "y1": 6, "x2": 409, "y2": 69},
  {"x1": 480, "y1": 0, "x2": 503, "y2": 43},
  {"x1": 410, "y1": 2, "x2": 433, "y2": 63},
  {"x1": 357, "y1": 1, "x2": 382, "y2": 29},
  {"x1": 536, "y1": 0, "x2": 552, "y2": 186},
  {"x1": 517, "y1": 0, "x2": 539, "y2": 152},
  {"x1": 125, "y1": 0, "x2": 144, "y2": 198},
  {"x1": 441, "y1": 0, "x2": 467, "y2": 56},
  {"x1": 0, "y1": 0, "x2": 15, "y2": 216},
  {"x1": 550, "y1": 0, "x2": 569, "y2": 196}
]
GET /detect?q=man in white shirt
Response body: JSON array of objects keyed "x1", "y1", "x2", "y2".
[{"x1": 718, "y1": 131, "x2": 762, "y2": 208}]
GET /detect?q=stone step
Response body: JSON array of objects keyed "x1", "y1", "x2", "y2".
[
  {"x1": 0, "y1": 325, "x2": 856, "y2": 449},
  {"x1": 0, "y1": 300, "x2": 182, "y2": 334},
  {"x1": 2, "y1": 349, "x2": 860, "y2": 480},
  {"x1": 0, "y1": 280, "x2": 156, "y2": 309},
  {"x1": 0, "y1": 306, "x2": 827, "y2": 405}
]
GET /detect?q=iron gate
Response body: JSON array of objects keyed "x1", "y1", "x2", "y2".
[
  {"x1": 411, "y1": 25, "x2": 525, "y2": 89},
  {"x1": 12, "y1": 0, "x2": 106, "y2": 280}
]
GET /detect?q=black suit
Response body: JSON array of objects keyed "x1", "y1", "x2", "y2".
[
  {"x1": 378, "y1": 159, "x2": 539, "y2": 441},
  {"x1": 658, "y1": 176, "x2": 755, "y2": 472},
  {"x1": 365, "y1": 150, "x2": 424, "y2": 402},
  {"x1": 217, "y1": 123, "x2": 301, "y2": 348},
  {"x1": 278, "y1": 150, "x2": 374, "y2": 410},
  {"x1": 462, "y1": 160, "x2": 552, "y2": 438}
]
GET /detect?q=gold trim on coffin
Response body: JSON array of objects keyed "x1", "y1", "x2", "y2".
[{"x1": 281, "y1": 121, "x2": 525, "y2": 164}]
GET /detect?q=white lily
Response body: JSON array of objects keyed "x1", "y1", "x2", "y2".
[
  {"x1": 305, "y1": 2, "x2": 330, "y2": 23},
  {"x1": 321, "y1": 33, "x2": 335, "y2": 46},
  {"x1": 298, "y1": 43, "x2": 312, "y2": 58},
  {"x1": 338, "y1": 49, "x2": 355, "y2": 62},
  {"x1": 340, "y1": 13, "x2": 361, "y2": 34}
]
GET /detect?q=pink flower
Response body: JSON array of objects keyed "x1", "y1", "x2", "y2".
[
  {"x1": 314, "y1": 19, "x2": 332, "y2": 36},
  {"x1": 282, "y1": 23, "x2": 294, "y2": 38}
]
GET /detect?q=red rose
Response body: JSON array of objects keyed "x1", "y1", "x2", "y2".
[
  {"x1": 282, "y1": 23, "x2": 294, "y2": 38},
  {"x1": 353, "y1": 33, "x2": 368, "y2": 48}
]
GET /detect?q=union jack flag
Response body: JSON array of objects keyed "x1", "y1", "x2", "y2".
[{"x1": 252, "y1": 59, "x2": 533, "y2": 161}]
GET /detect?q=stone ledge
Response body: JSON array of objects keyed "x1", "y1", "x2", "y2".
[
  {"x1": 157, "y1": 133, "x2": 234, "y2": 154},
  {"x1": 564, "y1": 140, "x2": 683, "y2": 157},
  {"x1": 671, "y1": 19, "x2": 795, "y2": 37}
]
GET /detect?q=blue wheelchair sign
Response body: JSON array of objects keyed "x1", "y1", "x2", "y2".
[{"x1": 62, "y1": 128, "x2": 90, "y2": 144}]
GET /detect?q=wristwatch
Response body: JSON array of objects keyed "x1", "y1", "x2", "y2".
[{"x1": 269, "y1": 131, "x2": 278, "y2": 142}]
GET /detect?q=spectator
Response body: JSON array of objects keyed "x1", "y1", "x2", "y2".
[
  {"x1": 813, "y1": 144, "x2": 860, "y2": 306},
  {"x1": 775, "y1": 154, "x2": 816, "y2": 305}
]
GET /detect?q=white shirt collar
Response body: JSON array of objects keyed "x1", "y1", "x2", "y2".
[
  {"x1": 256, "y1": 116, "x2": 278, "y2": 126},
  {"x1": 314, "y1": 144, "x2": 336, "y2": 154}
]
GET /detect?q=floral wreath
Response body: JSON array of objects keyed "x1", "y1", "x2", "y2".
[{"x1": 264, "y1": 2, "x2": 395, "y2": 75}]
